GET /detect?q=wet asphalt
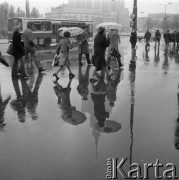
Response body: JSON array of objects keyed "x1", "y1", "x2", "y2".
[{"x1": 0, "y1": 37, "x2": 179, "y2": 180}]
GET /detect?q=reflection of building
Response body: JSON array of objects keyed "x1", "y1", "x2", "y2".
[{"x1": 45, "y1": 0, "x2": 129, "y2": 29}]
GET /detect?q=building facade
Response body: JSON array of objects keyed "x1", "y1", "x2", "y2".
[{"x1": 45, "y1": 0, "x2": 129, "y2": 30}]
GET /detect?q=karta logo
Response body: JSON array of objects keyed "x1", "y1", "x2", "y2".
[{"x1": 106, "y1": 158, "x2": 178, "y2": 179}]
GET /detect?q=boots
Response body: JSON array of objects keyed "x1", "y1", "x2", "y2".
[
  {"x1": 85, "y1": 54, "x2": 91, "y2": 64},
  {"x1": 79, "y1": 53, "x2": 83, "y2": 66}
]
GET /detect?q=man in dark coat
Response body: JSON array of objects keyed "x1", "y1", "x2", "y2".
[
  {"x1": 12, "y1": 26, "x2": 29, "y2": 78},
  {"x1": 144, "y1": 29, "x2": 151, "y2": 49},
  {"x1": 129, "y1": 30, "x2": 137, "y2": 49},
  {"x1": 154, "y1": 30, "x2": 161, "y2": 49},
  {"x1": 163, "y1": 29, "x2": 171, "y2": 54}
]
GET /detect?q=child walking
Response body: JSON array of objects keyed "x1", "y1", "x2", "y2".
[{"x1": 53, "y1": 31, "x2": 76, "y2": 80}]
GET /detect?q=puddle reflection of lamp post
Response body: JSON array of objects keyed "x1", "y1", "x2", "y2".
[
  {"x1": 159, "y1": 2, "x2": 173, "y2": 32},
  {"x1": 133, "y1": 0, "x2": 137, "y2": 31},
  {"x1": 129, "y1": 49, "x2": 136, "y2": 170}
]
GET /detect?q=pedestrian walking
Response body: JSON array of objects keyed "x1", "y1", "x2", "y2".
[
  {"x1": 171, "y1": 31, "x2": 177, "y2": 50},
  {"x1": 22, "y1": 22, "x2": 46, "y2": 73},
  {"x1": 76, "y1": 25, "x2": 91, "y2": 66},
  {"x1": 129, "y1": 30, "x2": 137, "y2": 49},
  {"x1": 90, "y1": 27, "x2": 111, "y2": 82},
  {"x1": 91, "y1": 75, "x2": 109, "y2": 128},
  {"x1": 12, "y1": 26, "x2": 29, "y2": 78},
  {"x1": 144, "y1": 29, "x2": 151, "y2": 50},
  {"x1": 107, "y1": 29, "x2": 123, "y2": 69},
  {"x1": 53, "y1": 31, "x2": 76, "y2": 80},
  {"x1": 176, "y1": 31, "x2": 179, "y2": 48},
  {"x1": 77, "y1": 65, "x2": 91, "y2": 100},
  {"x1": 163, "y1": 29, "x2": 171, "y2": 54},
  {"x1": 154, "y1": 30, "x2": 161, "y2": 49}
]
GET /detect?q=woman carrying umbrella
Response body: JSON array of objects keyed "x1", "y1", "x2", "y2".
[
  {"x1": 107, "y1": 29, "x2": 123, "y2": 69},
  {"x1": 90, "y1": 27, "x2": 111, "y2": 82},
  {"x1": 53, "y1": 31, "x2": 76, "y2": 80}
]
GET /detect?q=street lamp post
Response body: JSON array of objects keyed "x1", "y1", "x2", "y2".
[
  {"x1": 133, "y1": 0, "x2": 137, "y2": 31},
  {"x1": 159, "y1": 2, "x2": 173, "y2": 31}
]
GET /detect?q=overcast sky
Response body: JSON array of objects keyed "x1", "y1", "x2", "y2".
[{"x1": 1, "y1": 0, "x2": 179, "y2": 16}]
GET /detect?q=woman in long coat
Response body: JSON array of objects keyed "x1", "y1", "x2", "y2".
[
  {"x1": 90, "y1": 27, "x2": 110, "y2": 82},
  {"x1": 12, "y1": 26, "x2": 29, "y2": 78}
]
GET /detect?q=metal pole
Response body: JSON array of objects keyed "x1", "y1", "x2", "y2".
[
  {"x1": 164, "y1": 4, "x2": 167, "y2": 32},
  {"x1": 133, "y1": 0, "x2": 137, "y2": 31}
]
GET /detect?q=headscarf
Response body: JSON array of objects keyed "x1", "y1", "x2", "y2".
[
  {"x1": 98, "y1": 27, "x2": 105, "y2": 34},
  {"x1": 13, "y1": 26, "x2": 20, "y2": 33}
]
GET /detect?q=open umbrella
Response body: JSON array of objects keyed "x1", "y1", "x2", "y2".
[
  {"x1": 62, "y1": 106, "x2": 87, "y2": 125},
  {"x1": 95, "y1": 120, "x2": 121, "y2": 133},
  {"x1": 60, "y1": 27, "x2": 84, "y2": 37},
  {"x1": 58, "y1": 27, "x2": 68, "y2": 32},
  {"x1": 0, "y1": 52, "x2": 9, "y2": 67},
  {"x1": 95, "y1": 22, "x2": 122, "y2": 31}
]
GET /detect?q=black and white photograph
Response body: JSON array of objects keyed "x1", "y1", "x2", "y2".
[{"x1": 0, "y1": 0, "x2": 179, "y2": 179}]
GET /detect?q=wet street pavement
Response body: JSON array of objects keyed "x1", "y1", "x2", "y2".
[{"x1": 0, "y1": 37, "x2": 179, "y2": 180}]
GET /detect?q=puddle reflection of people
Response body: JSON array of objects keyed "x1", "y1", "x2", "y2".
[
  {"x1": 144, "y1": 44, "x2": 150, "y2": 61},
  {"x1": 129, "y1": 49, "x2": 136, "y2": 71},
  {"x1": 175, "y1": 88, "x2": 179, "y2": 150},
  {"x1": 26, "y1": 73, "x2": 44, "y2": 120},
  {"x1": 77, "y1": 65, "x2": 91, "y2": 100},
  {"x1": 162, "y1": 54, "x2": 169, "y2": 74},
  {"x1": 154, "y1": 45, "x2": 160, "y2": 65},
  {"x1": 91, "y1": 72, "x2": 109, "y2": 128},
  {"x1": 53, "y1": 79, "x2": 86, "y2": 125},
  {"x1": 0, "y1": 84, "x2": 11, "y2": 128},
  {"x1": 11, "y1": 74, "x2": 44, "y2": 122},
  {"x1": 11, "y1": 78, "x2": 30, "y2": 123},
  {"x1": 106, "y1": 69, "x2": 122, "y2": 108}
]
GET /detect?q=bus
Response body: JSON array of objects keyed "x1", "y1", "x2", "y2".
[{"x1": 7, "y1": 17, "x2": 93, "y2": 46}]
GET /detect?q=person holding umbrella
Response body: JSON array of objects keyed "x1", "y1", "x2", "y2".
[
  {"x1": 53, "y1": 31, "x2": 76, "y2": 80},
  {"x1": 76, "y1": 25, "x2": 91, "y2": 66},
  {"x1": 107, "y1": 29, "x2": 123, "y2": 69}
]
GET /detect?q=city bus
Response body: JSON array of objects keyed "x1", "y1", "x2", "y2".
[{"x1": 7, "y1": 17, "x2": 93, "y2": 46}]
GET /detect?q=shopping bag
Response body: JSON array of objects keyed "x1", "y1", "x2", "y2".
[{"x1": 6, "y1": 43, "x2": 13, "y2": 56}]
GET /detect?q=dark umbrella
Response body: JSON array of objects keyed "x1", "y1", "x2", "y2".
[
  {"x1": 0, "y1": 52, "x2": 9, "y2": 67},
  {"x1": 62, "y1": 106, "x2": 87, "y2": 125},
  {"x1": 95, "y1": 120, "x2": 121, "y2": 133}
]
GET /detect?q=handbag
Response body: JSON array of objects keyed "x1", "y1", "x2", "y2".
[
  {"x1": 52, "y1": 54, "x2": 59, "y2": 67},
  {"x1": 6, "y1": 43, "x2": 13, "y2": 56}
]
